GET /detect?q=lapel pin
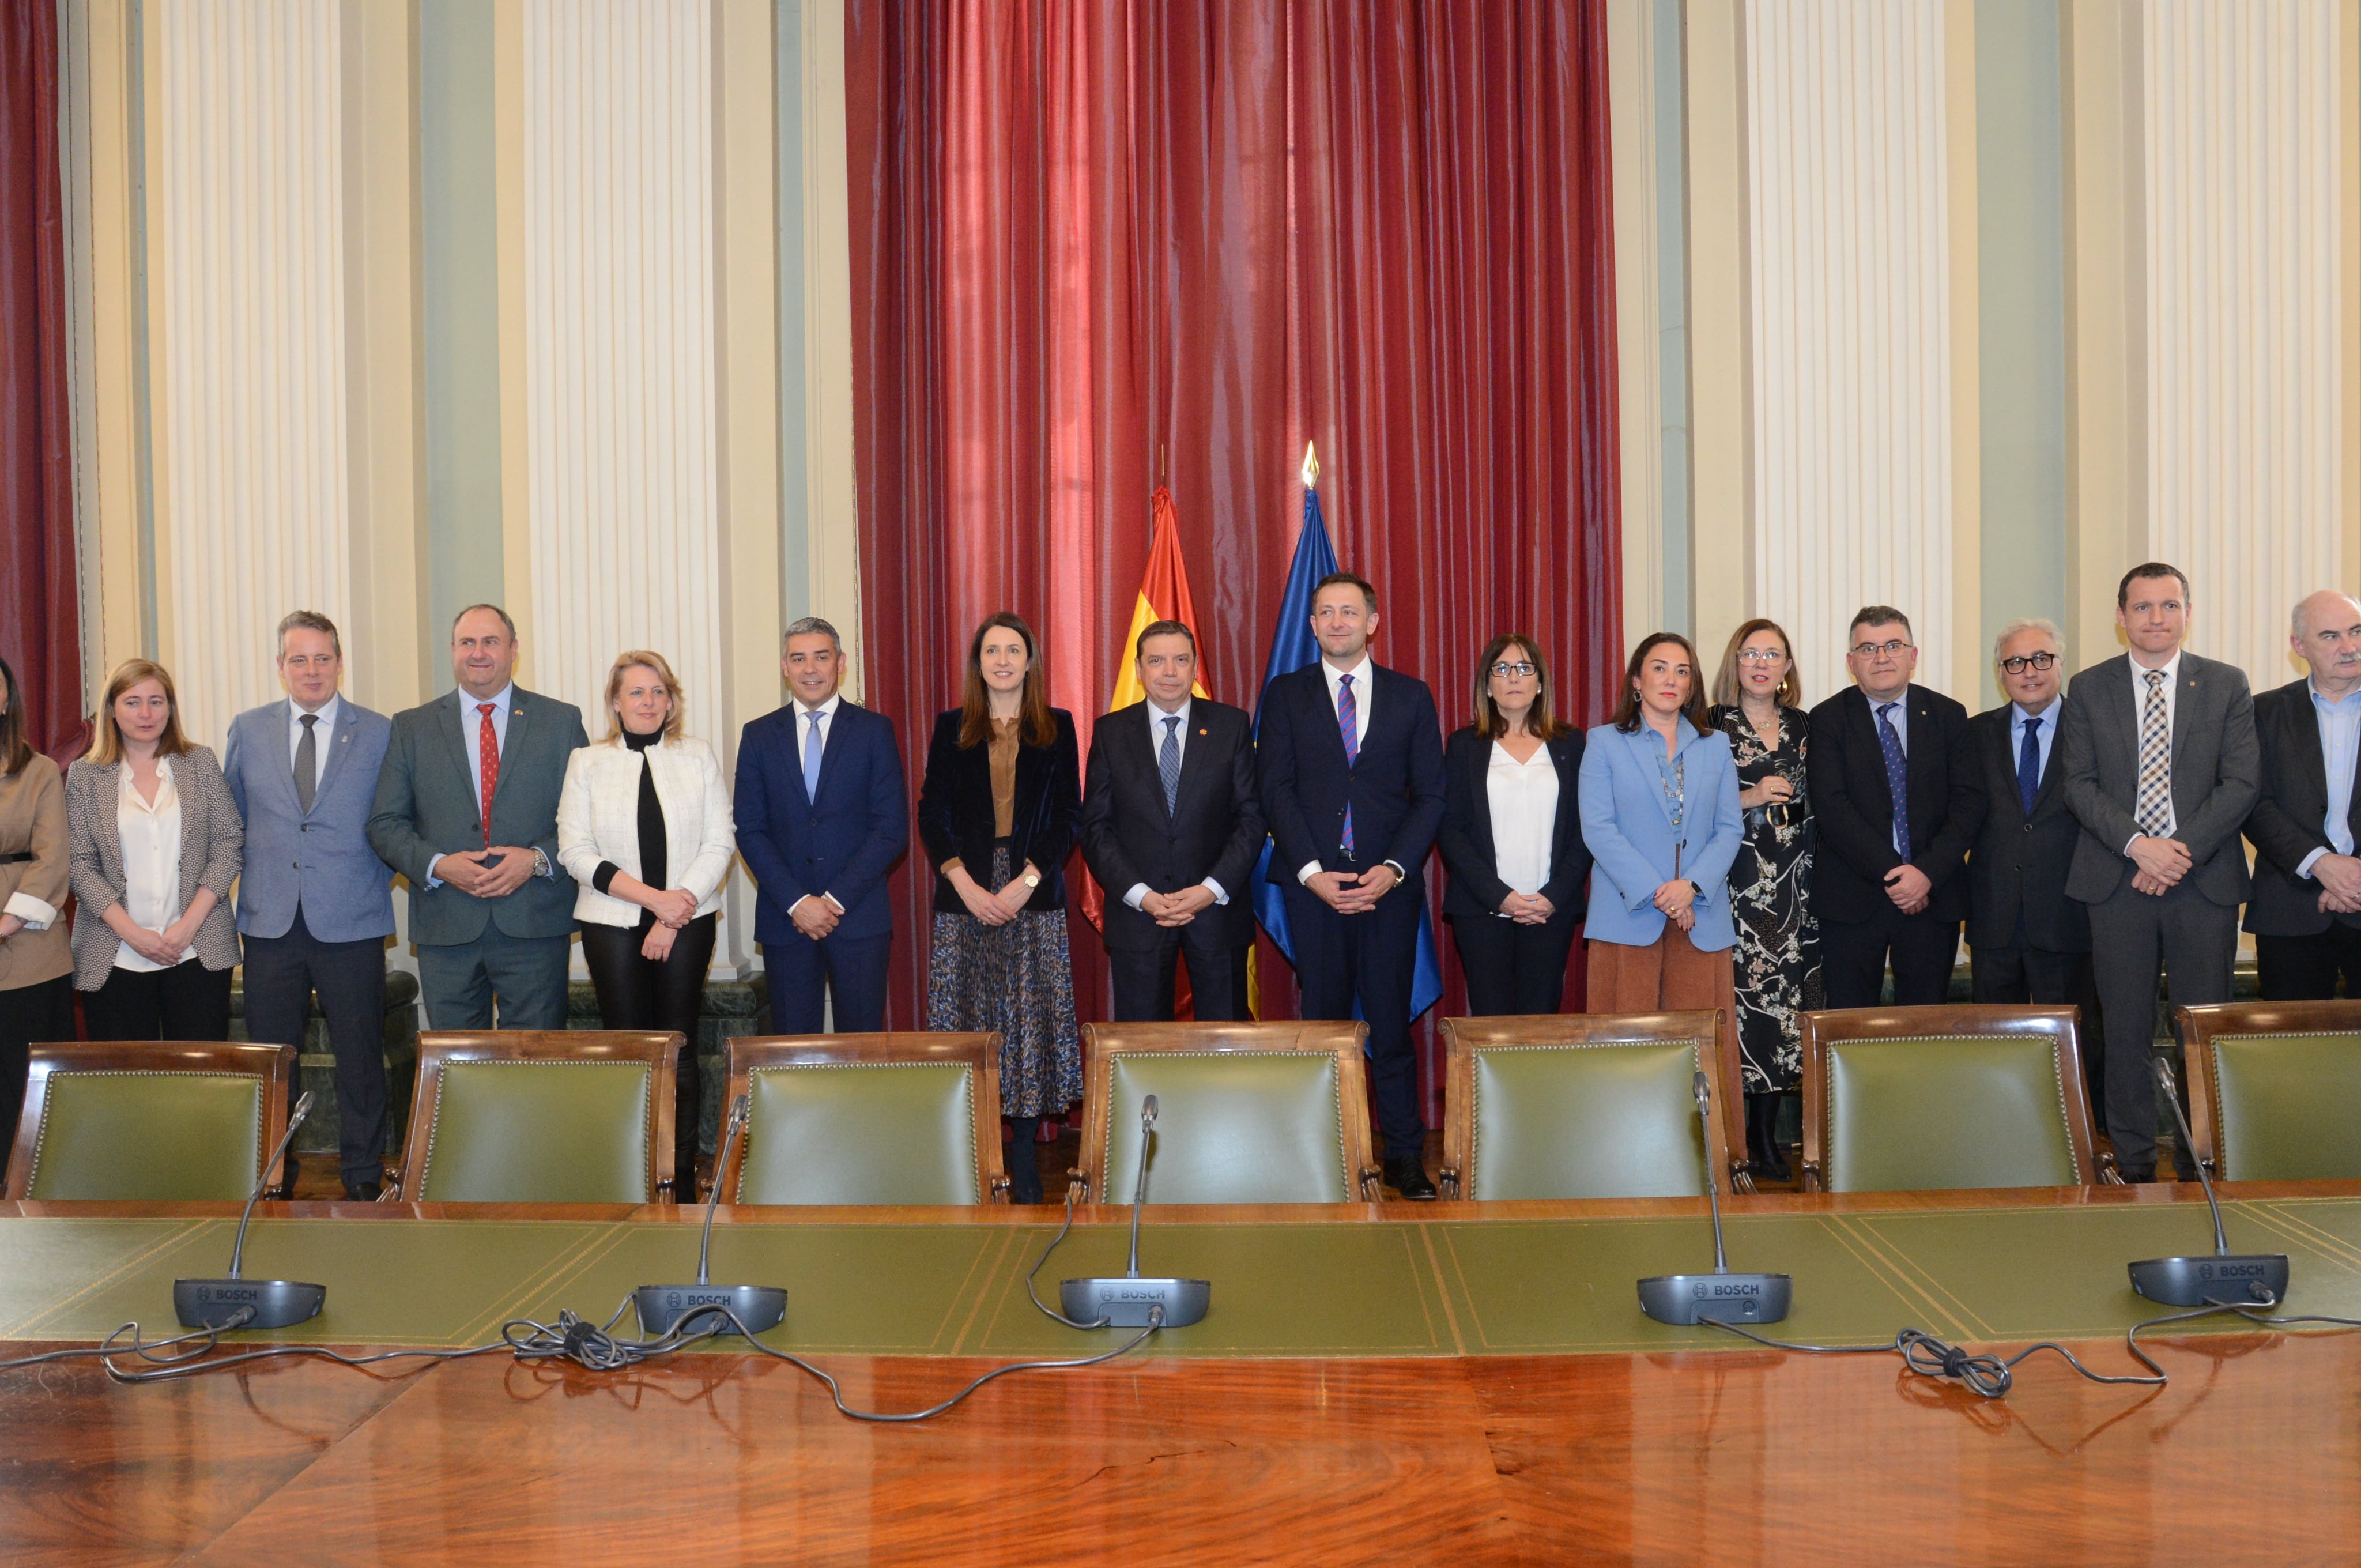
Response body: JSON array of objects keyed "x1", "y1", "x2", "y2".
[{"x1": 1198, "y1": 728, "x2": 1208, "y2": 737}]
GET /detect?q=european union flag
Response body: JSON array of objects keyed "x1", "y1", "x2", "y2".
[{"x1": 1251, "y1": 479, "x2": 1445, "y2": 1024}]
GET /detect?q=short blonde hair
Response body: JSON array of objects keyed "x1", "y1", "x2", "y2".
[
  {"x1": 602, "y1": 650, "x2": 685, "y2": 744},
  {"x1": 85, "y1": 659, "x2": 193, "y2": 767}
]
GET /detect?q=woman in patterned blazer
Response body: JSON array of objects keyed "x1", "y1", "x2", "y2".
[{"x1": 66, "y1": 660, "x2": 243, "y2": 1040}]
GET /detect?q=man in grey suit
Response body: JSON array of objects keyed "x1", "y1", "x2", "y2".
[
  {"x1": 2058, "y1": 563, "x2": 2260, "y2": 1181},
  {"x1": 224, "y1": 612, "x2": 397, "y2": 1199},
  {"x1": 368, "y1": 604, "x2": 588, "y2": 1031}
]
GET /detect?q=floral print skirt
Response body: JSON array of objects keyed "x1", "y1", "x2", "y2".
[{"x1": 926, "y1": 847, "x2": 1081, "y2": 1118}]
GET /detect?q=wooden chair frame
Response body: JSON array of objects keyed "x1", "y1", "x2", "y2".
[
  {"x1": 1070, "y1": 1020, "x2": 1382, "y2": 1204},
  {"x1": 715, "y1": 1031, "x2": 1011, "y2": 1205},
  {"x1": 5, "y1": 1040, "x2": 299, "y2": 1200},
  {"x1": 1798, "y1": 1005, "x2": 2115, "y2": 1192},
  {"x1": 1437, "y1": 1011, "x2": 1740, "y2": 1201},
  {"x1": 2176, "y1": 1000, "x2": 2361, "y2": 1179},
  {"x1": 383, "y1": 1030, "x2": 682, "y2": 1203}
]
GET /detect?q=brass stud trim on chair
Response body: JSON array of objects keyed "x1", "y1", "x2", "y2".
[
  {"x1": 414, "y1": 1060, "x2": 654, "y2": 1203},
  {"x1": 27, "y1": 1072, "x2": 265, "y2": 1196},
  {"x1": 738, "y1": 1062, "x2": 979, "y2": 1204},
  {"x1": 1097, "y1": 1049, "x2": 1352, "y2": 1204}
]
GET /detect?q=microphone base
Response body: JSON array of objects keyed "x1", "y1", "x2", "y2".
[
  {"x1": 1638, "y1": 1271, "x2": 1792, "y2": 1326},
  {"x1": 2128, "y1": 1254, "x2": 2290, "y2": 1309},
  {"x1": 1060, "y1": 1276, "x2": 1210, "y2": 1328},
  {"x1": 632, "y1": 1284, "x2": 787, "y2": 1338},
  {"x1": 174, "y1": 1278, "x2": 326, "y2": 1330}
]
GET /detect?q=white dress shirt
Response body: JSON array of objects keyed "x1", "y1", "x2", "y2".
[
  {"x1": 2123, "y1": 649, "x2": 2183, "y2": 847},
  {"x1": 1485, "y1": 741, "x2": 1557, "y2": 898},
  {"x1": 1122, "y1": 696, "x2": 1229, "y2": 911},
  {"x1": 114, "y1": 761, "x2": 191, "y2": 972},
  {"x1": 286, "y1": 692, "x2": 340, "y2": 791}
]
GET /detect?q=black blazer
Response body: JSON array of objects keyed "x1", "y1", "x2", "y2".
[
  {"x1": 1078, "y1": 698, "x2": 1265, "y2": 952},
  {"x1": 1255, "y1": 661, "x2": 1446, "y2": 892},
  {"x1": 1437, "y1": 725, "x2": 1590, "y2": 924},
  {"x1": 1805, "y1": 684, "x2": 1984, "y2": 925},
  {"x1": 1964, "y1": 703, "x2": 2089, "y2": 953},
  {"x1": 917, "y1": 708, "x2": 1081, "y2": 914},
  {"x1": 2244, "y1": 677, "x2": 2361, "y2": 937}
]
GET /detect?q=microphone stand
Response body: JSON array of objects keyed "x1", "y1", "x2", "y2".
[
  {"x1": 1638, "y1": 1072, "x2": 1792, "y2": 1325},
  {"x1": 175, "y1": 1092, "x2": 329, "y2": 1329},
  {"x1": 1061, "y1": 1094, "x2": 1212, "y2": 1328},
  {"x1": 2126, "y1": 1058, "x2": 2289, "y2": 1307},
  {"x1": 635, "y1": 1095, "x2": 790, "y2": 1336}
]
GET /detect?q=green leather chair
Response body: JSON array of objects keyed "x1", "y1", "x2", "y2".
[
  {"x1": 386, "y1": 1030, "x2": 680, "y2": 1204},
  {"x1": 4, "y1": 1041, "x2": 299, "y2": 1201},
  {"x1": 1072, "y1": 1021, "x2": 1381, "y2": 1205},
  {"x1": 1800, "y1": 1006, "x2": 2113, "y2": 1192},
  {"x1": 719, "y1": 1033, "x2": 1010, "y2": 1205},
  {"x1": 2181, "y1": 1002, "x2": 2361, "y2": 1181},
  {"x1": 1437, "y1": 1012, "x2": 1736, "y2": 1200}
]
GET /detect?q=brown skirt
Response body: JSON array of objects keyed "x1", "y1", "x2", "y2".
[{"x1": 1587, "y1": 926, "x2": 1744, "y2": 1111}]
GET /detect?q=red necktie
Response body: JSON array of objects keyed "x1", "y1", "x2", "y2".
[{"x1": 477, "y1": 703, "x2": 499, "y2": 847}]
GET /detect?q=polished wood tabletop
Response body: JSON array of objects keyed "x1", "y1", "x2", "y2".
[{"x1": 5, "y1": 1183, "x2": 2357, "y2": 1565}]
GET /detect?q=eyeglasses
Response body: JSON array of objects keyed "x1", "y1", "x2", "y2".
[
  {"x1": 1736, "y1": 648, "x2": 1787, "y2": 665},
  {"x1": 1850, "y1": 639, "x2": 1913, "y2": 658},
  {"x1": 1998, "y1": 652, "x2": 2058, "y2": 674},
  {"x1": 1491, "y1": 662, "x2": 1537, "y2": 679}
]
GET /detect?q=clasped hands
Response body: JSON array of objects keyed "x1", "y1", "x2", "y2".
[
  {"x1": 1651, "y1": 880, "x2": 1696, "y2": 933},
  {"x1": 114, "y1": 910, "x2": 204, "y2": 968},
  {"x1": 2128, "y1": 834, "x2": 2193, "y2": 898},
  {"x1": 949, "y1": 864, "x2": 1039, "y2": 928},
  {"x1": 1883, "y1": 862, "x2": 1933, "y2": 915},
  {"x1": 1308, "y1": 863, "x2": 1398, "y2": 915},
  {"x1": 1496, "y1": 891, "x2": 1555, "y2": 926},
  {"x1": 640, "y1": 886, "x2": 699, "y2": 959},
  {"x1": 2314, "y1": 852, "x2": 2361, "y2": 915},
  {"x1": 436, "y1": 847, "x2": 539, "y2": 899},
  {"x1": 1141, "y1": 885, "x2": 1218, "y2": 928}
]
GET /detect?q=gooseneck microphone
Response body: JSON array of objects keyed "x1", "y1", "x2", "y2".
[
  {"x1": 1638, "y1": 1072, "x2": 1792, "y2": 1325},
  {"x1": 2126, "y1": 1058, "x2": 2290, "y2": 1307},
  {"x1": 174, "y1": 1091, "x2": 329, "y2": 1329},
  {"x1": 1060, "y1": 1094, "x2": 1211, "y2": 1328},
  {"x1": 636, "y1": 1095, "x2": 790, "y2": 1336}
]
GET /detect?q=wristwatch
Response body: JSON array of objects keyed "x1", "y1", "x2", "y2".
[{"x1": 1023, "y1": 870, "x2": 1042, "y2": 889}]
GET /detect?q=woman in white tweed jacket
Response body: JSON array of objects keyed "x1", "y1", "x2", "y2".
[{"x1": 66, "y1": 660, "x2": 243, "y2": 1039}]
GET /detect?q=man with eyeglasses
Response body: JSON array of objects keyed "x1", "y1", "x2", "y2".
[
  {"x1": 2057, "y1": 563, "x2": 2258, "y2": 1183},
  {"x1": 2242, "y1": 590, "x2": 2361, "y2": 1001},
  {"x1": 1806, "y1": 606, "x2": 1985, "y2": 1009},
  {"x1": 1964, "y1": 620, "x2": 2101, "y2": 1108}
]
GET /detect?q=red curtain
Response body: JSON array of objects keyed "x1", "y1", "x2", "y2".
[
  {"x1": 847, "y1": 0, "x2": 1622, "y2": 1119},
  {"x1": 0, "y1": 0, "x2": 78, "y2": 762}
]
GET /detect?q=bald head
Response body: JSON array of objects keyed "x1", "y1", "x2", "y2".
[{"x1": 2292, "y1": 590, "x2": 2361, "y2": 698}]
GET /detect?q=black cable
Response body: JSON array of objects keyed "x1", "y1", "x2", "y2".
[
  {"x1": 1024, "y1": 1183, "x2": 1112, "y2": 1329},
  {"x1": 1698, "y1": 1307, "x2": 2262, "y2": 1398},
  {"x1": 0, "y1": 1316, "x2": 241, "y2": 1373},
  {"x1": 101, "y1": 1334, "x2": 514, "y2": 1385}
]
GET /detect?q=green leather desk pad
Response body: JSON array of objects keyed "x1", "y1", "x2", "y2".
[{"x1": 8, "y1": 1201, "x2": 2361, "y2": 1356}]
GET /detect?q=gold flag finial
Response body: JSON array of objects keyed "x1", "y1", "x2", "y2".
[{"x1": 1301, "y1": 440, "x2": 1319, "y2": 488}]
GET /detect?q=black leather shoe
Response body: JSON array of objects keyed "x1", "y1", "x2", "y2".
[
  {"x1": 342, "y1": 1181, "x2": 383, "y2": 1202},
  {"x1": 1386, "y1": 1157, "x2": 1438, "y2": 1201}
]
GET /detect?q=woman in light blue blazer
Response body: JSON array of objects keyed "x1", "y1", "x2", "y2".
[{"x1": 1579, "y1": 633, "x2": 1744, "y2": 1072}]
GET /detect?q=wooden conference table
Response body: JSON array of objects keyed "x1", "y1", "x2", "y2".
[{"x1": 3, "y1": 1182, "x2": 2359, "y2": 1564}]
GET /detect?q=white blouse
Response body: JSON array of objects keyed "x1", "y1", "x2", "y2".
[
  {"x1": 115, "y1": 760, "x2": 191, "y2": 972},
  {"x1": 1485, "y1": 742, "x2": 1558, "y2": 897}
]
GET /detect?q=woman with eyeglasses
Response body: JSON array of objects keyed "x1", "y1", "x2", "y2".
[
  {"x1": 1707, "y1": 620, "x2": 1822, "y2": 1181},
  {"x1": 1439, "y1": 636, "x2": 1593, "y2": 1015}
]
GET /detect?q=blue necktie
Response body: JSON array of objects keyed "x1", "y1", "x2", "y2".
[
  {"x1": 803, "y1": 710, "x2": 824, "y2": 801},
  {"x1": 2017, "y1": 715, "x2": 2042, "y2": 818},
  {"x1": 1159, "y1": 714, "x2": 1182, "y2": 816},
  {"x1": 1876, "y1": 702, "x2": 1911, "y2": 861}
]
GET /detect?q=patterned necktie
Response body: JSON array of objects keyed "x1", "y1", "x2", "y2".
[
  {"x1": 477, "y1": 703, "x2": 499, "y2": 848},
  {"x1": 1336, "y1": 673, "x2": 1359, "y2": 855},
  {"x1": 1159, "y1": 714, "x2": 1182, "y2": 816},
  {"x1": 1876, "y1": 702, "x2": 1911, "y2": 861},
  {"x1": 804, "y1": 709, "x2": 825, "y2": 801},
  {"x1": 2136, "y1": 669, "x2": 2171, "y2": 836},
  {"x1": 2016, "y1": 715, "x2": 2041, "y2": 818},
  {"x1": 294, "y1": 713, "x2": 318, "y2": 814}
]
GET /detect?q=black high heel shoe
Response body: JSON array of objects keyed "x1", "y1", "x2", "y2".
[{"x1": 1745, "y1": 1093, "x2": 1791, "y2": 1183}]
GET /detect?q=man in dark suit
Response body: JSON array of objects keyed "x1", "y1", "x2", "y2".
[
  {"x1": 735, "y1": 616, "x2": 908, "y2": 1033},
  {"x1": 1806, "y1": 605, "x2": 1984, "y2": 1008},
  {"x1": 1080, "y1": 621, "x2": 1264, "y2": 1022},
  {"x1": 2243, "y1": 590, "x2": 2361, "y2": 1000},
  {"x1": 1966, "y1": 617, "x2": 2099, "y2": 1106},
  {"x1": 367, "y1": 604, "x2": 589, "y2": 1030},
  {"x1": 1258, "y1": 571, "x2": 1446, "y2": 1200},
  {"x1": 2059, "y1": 563, "x2": 2260, "y2": 1182}
]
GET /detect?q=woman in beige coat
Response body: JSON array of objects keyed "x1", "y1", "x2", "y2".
[{"x1": 0, "y1": 657, "x2": 74, "y2": 1159}]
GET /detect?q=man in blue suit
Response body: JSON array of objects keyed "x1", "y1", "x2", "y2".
[
  {"x1": 736, "y1": 616, "x2": 908, "y2": 1032},
  {"x1": 223, "y1": 612, "x2": 396, "y2": 1199},
  {"x1": 1258, "y1": 571, "x2": 1447, "y2": 1199}
]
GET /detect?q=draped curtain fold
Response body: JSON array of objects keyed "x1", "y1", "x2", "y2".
[
  {"x1": 848, "y1": 0, "x2": 1621, "y2": 1117},
  {"x1": 0, "y1": 0, "x2": 82, "y2": 760}
]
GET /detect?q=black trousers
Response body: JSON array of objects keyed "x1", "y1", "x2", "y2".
[
  {"x1": 1283, "y1": 876, "x2": 1424, "y2": 1160},
  {"x1": 1819, "y1": 906, "x2": 1960, "y2": 1008},
  {"x1": 763, "y1": 929, "x2": 891, "y2": 1034},
  {"x1": 1971, "y1": 937, "x2": 2102, "y2": 1110},
  {"x1": 243, "y1": 906, "x2": 389, "y2": 1189},
  {"x1": 1107, "y1": 932, "x2": 1251, "y2": 1023},
  {"x1": 1450, "y1": 910, "x2": 1578, "y2": 1016},
  {"x1": 582, "y1": 913, "x2": 717, "y2": 1183},
  {"x1": 81, "y1": 959, "x2": 232, "y2": 1042},
  {"x1": 2256, "y1": 923, "x2": 2361, "y2": 1001},
  {"x1": 0, "y1": 973, "x2": 74, "y2": 1172},
  {"x1": 2086, "y1": 881, "x2": 2237, "y2": 1179}
]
